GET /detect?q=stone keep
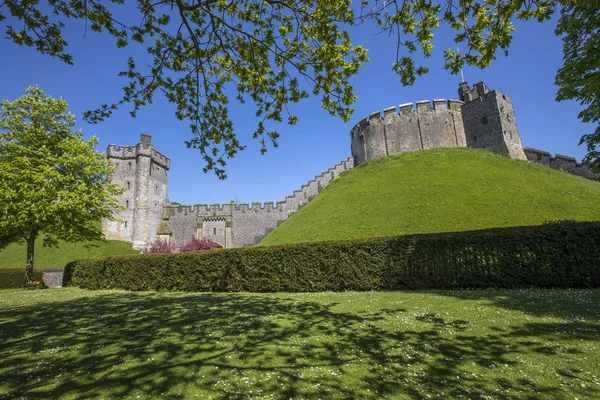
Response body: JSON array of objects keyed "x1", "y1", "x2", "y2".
[
  {"x1": 102, "y1": 134, "x2": 170, "y2": 250},
  {"x1": 350, "y1": 81, "x2": 526, "y2": 164},
  {"x1": 103, "y1": 82, "x2": 597, "y2": 250}
]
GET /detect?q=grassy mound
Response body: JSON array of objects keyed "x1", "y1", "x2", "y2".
[
  {"x1": 262, "y1": 148, "x2": 600, "y2": 245},
  {"x1": 0, "y1": 235, "x2": 137, "y2": 269}
]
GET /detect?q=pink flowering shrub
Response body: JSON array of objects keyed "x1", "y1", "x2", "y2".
[
  {"x1": 179, "y1": 237, "x2": 222, "y2": 252},
  {"x1": 144, "y1": 238, "x2": 176, "y2": 254}
]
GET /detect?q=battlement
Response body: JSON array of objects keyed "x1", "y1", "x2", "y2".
[
  {"x1": 459, "y1": 81, "x2": 490, "y2": 103},
  {"x1": 352, "y1": 99, "x2": 465, "y2": 131},
  {"x1": 107, "y1": 145, "x2": 138, "y2": 159},
  {"x1": 107, "y1": 135, "x2": 170, "y2": 170},
  {"x1": 524, "y1": 147, "x2": 598, "y2": 180},
  {"x1": 163, "y1": 200, "x2": 285, "y2": 215},
  {"x1": 351, "y1": 99, "x2": 467, "y2": 165},
  {"x1": 162, "y1": 156, "x2": 354, "y2": 219},
  {"x1": 151, "y1": 149, "x2": 171, "y2": 170},
  {"x1": 156, "y1": 156, "x2": 354, "y2": 248}
]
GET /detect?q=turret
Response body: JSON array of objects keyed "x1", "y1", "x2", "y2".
[{"x1": 459, "y1": 82, "x2": 526, "y2": 160}]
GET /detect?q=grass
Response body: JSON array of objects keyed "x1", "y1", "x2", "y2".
[
  {"x1": 261, "y1": 148, "x2": 600, "y2": 245},
  {"x1": 1, "y1": 288, "x2": 598, "y2": 399},
  {"x1": 0, "y1": 235, "x2": 138, "y2": 269}
]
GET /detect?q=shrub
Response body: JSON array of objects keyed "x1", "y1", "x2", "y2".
[
  {"x1": 144, "y1": 238, "x2": 176, "y2": 254},
  {"x1": 179, "y1": 237, "x2": 222, "y2": 252},
  {"x1": 0, "y1": 269, "x2": 43, "y2": 289},
  {"x1": 65, "y1": 222, "x2": 600, "y2": 292}
]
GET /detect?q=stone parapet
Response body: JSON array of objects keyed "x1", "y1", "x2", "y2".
[
  {"x1": 107, "y1": 145, "x2": 137, "y2": 160},
  {"x1": 524, "y1": 147, "x2": 599, "y2": 180},
  {"x1": 106, "y1": 145, "x2": 170, "y2": 170},
  {"x1": 160, "y1": 156, "x2": 355, "y2": 248},
  {"x1": 350, "y1": 99, "x2": 467, "y2": 165}
]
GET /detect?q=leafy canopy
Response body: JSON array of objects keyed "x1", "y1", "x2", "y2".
[
  {"x1": 555, "y1": 0, "x2": 600, "y2": 172},
  {"x1": 0, "y1": 86, "x2": 123, "y2": 249},
  {"x1": 1, "y1": 0, "x2": 557, "y2": 178}
]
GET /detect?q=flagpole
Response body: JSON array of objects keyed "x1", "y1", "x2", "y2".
[{"x1": 457, "y1": 46, "x2": 465, "y2": 83}]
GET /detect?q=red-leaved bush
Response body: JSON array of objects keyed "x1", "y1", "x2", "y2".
[
  {"x1": 179, "y1": 237, "x2": 222, "y2": 252},
  {"x1": 144, "y1": 238, "x2": 176, "y2": 254}
]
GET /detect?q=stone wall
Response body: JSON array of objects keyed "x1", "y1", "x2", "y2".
[
  {"x1": 524, "y1": 148, "x2": 598, "y2": 180},
  {"x1": 161, "y1": 157, "x2": 355, "y2": 248},
  {"x1": 350, "y1": 99, "x2": 466, "y2": 165}
]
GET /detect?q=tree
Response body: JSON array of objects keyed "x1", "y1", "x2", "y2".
[
  {"x1": 0, "y1": 87, "x2": 123, "y2": 285},
  {"x1": 555, "y1": 0, "x2": 600, "y2": 172},
  {"x1": 1, "y1": 0, "x2": 557, "y2": 178}
]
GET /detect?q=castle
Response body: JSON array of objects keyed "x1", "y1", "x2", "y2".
[{"x1": 102, "y1": 82, "x2": 598, "y2": 250}]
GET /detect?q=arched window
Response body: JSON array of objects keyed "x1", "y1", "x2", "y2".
[
  {"x1": 213, "y1": 227, "x2": 217, "y2": 235},
  {"x1": 126, "y1": 200, "x2": 129, "y2": 209},
  {"x1": 127, "y1": 181, "x2": 131, "y2": 190}
]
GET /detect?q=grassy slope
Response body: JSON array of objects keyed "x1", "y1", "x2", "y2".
[
  {"x1": 1, "y1": 288, "x2": 598, "y2": 399},
  {"x1": 262, "y1": 148, "x2": 600, "y2": 245},
  {"x1": 0, "y1": 235, "x2": 138, "y2": 269}
]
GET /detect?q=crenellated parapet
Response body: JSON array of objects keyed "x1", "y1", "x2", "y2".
[
  {"x1": 351, "y1": 99, "x2": 466, "y2": 165},
  {"x1": 524, "y1": 148, "x2": 598, "y2": 180},
  {"x1": 163, "y1": 156, "x2": 354, "y2": 221},
  {"x1": 151, "y1": 149, "x2": 171, "y2": 169},
  {"x1": 159, "y1": 156, "x2": 355, "y2": 248},
  {"x1": 107, "y1": 145, "x2": 138, "y2": 160},
  {"x1": 163, "y1": 201, "x2": 288, "y2": 217},
  {"x1": 107, "y1": 140, "x2": 170, "y2": 170}
]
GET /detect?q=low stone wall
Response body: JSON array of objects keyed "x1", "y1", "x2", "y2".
[{"x1": 524, "y1": 147, "x2": 598, "y2": 180}]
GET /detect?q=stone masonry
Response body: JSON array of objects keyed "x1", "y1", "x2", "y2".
[
  {"x1": 102, "y1": 134, "x2": 170, "y2": 250},
  {"x1": 103, "y1": 82, "x2": 598, "y2": 250},
  {"x1": 157, "y1": 157, "x2": 354, "y2": 248},
  {"x1": 350, "y1": 81, "x2": 526, "y2": 165}
]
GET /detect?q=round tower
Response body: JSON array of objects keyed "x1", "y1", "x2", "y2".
[
  {"x1": 350, "y1": 99, "x2": 466, "y2": 166},
  {"x1": 349, "y1": 82, "x2": 527, "y2": 165}
]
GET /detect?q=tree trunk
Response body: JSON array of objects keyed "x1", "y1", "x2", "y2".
[{"x1": 25, "y1": 232, "x2": 37, "y2": 286}]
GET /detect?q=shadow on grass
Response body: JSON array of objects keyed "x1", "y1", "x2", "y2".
[
  {"x1": 0, "y1": 291, "x2": 598, "y2": 399},
  {"x1": 420, "y1": 288, "x2": 600, "y2": 320}
]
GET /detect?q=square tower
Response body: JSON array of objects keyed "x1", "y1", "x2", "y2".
[
  {"x1": 102, "y1": 134, "x2": 171, "y2": 249},
  {"x1": 459, "y1": 82, "x2": 526, "y2": 160}
]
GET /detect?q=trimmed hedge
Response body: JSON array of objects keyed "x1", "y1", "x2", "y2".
[
  {"x1": 65, "y1": 222, "x2": 600, "y2": 292},
  {"x1": 0, "y1": 269, "x2": 43, "y2": 289}
]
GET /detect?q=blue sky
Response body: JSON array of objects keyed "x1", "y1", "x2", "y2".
[{"x1": 1, "y1": 10, "x2": 591, "y2": 205}]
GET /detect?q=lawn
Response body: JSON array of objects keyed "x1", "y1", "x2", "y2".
[
  {"x1": 0, "y1": 235, "x2": 138, "y2": 269},
  {"x1": 0, "y1": 288, "x2": 598, "y2": 399}
]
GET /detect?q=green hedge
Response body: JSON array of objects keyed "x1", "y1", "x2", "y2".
[
  {"x1": 65, "y1": 222, "x2": 600, "y2": 292},
  {"x1": 0, "y1": 269, "x2": 43, "y2": 289}
]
